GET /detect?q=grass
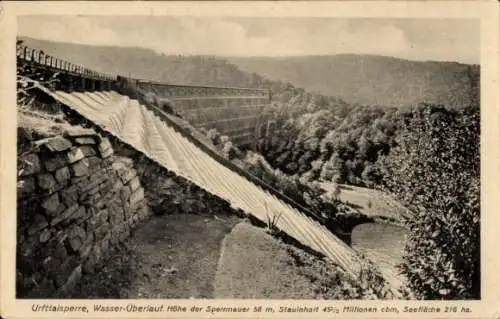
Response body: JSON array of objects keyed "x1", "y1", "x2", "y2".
[
  {"x1": 18, "y1": 105, "x2": 70, "y2": 136},
  {"x1": 68, "y1": 215, "x2": 393, "y2": 300},
  {"x1": 214, "y1": 221, "x2": 392, "y2": 299},
  {"x1": 69, "y1": 213, "x2": 241, "y2": 299},
  {"x1": 17, "y1": 102, "x2": 89, "y2": 155},
  {"x1": 320, "y1": 182, "x2": 408, "y2": 222}
]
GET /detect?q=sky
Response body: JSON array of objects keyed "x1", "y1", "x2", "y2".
[{"x1": 18, "y1": 16, "x2": 480, "y2": 64}]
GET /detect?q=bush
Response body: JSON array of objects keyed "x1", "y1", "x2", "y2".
[
  {"x1": 222, "y1": 141, "x2": 236, "y2": 160},
  {"x1": 379, "y1": 104, "x2": 480, "y2": 299},
  {"x1": 207, "y1": 128, "x2": 221, "y2": 145}
]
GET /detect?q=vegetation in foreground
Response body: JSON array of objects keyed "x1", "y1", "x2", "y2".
[{"x1": 215, "y1": 221, "x2": 392, "y2": 299}]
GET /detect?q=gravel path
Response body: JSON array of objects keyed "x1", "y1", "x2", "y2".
[
  {"x1": 214, "y1": 222, "x2": 320, "y2": 299},
  {"x1": 71, "y1": 213, "x2": 240, "y2": 298}
]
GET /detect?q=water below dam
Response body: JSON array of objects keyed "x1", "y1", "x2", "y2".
[{"x1": 351, "y1": 222, "x2": 408, "y2": 289}]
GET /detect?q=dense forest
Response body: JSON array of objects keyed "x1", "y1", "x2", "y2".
[{"x1": 230, "y1": 55, "x2": 480, "y2": 109}]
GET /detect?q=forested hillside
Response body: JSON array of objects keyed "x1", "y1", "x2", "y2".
[{"x1": 230, "y1": 55, "x2": 480, "y2": 108}]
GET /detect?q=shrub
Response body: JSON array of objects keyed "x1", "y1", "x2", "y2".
[
  {"x1": 222, "y1": 141, "x2": 236, "y2": 160},
  {"x1": 378, "y1": 104, "x2": 480, "y2": 299},
  {"x1": 207, "y1": 128, "x2": 221, "y2": 145}
]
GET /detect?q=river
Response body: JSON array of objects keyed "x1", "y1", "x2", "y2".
[{"x1": 351, "y1": 223, "x2": 408, "y2": 290}]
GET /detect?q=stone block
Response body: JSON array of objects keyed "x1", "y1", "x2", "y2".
[
  {"x1": 88, "y1": 186, "x2": 100, "y2": 196},
  {"x1": 118, "y1": 169, "x2": 136, "y2": 184},
  {"x1": 67, "y1": 147, "x2": 85, "y2": 164},
  {"x1": 99, "y1": 137, "x2": 112, "y2": 151},
  {"x1": 44, "y1": 153, "x2": 68, "y2": 172},
  {"x1": 97, "y1": 209, "x2": 109, "y2": 223},
  {"x1": 118, "y1": 157, "x2": 135, "y2": 168},
  {"x1": 75, "y1": 137, "x2": 97, "y2": 145},
  {"x1": 109, "y1": 209, "x2": 124, "y2": 225},
  {"x1": 101, "y1": 234, "x2": 110, "y2": 252},
  {"x1": 54, "y1": 231, "x2": 68, "y2": 245},
  {"x1": 53, "y1": 203, "x2": 66, "y2": 217},
  {"x1": 120, "y1": 186, "x2": 131, "y2": 202},
  {"x1": 68, "y1": 237, "x2": 83, "y2": 252},
  {"x1": 60, "y1": 185, "x2": 78, "y2": 207},
  {"x1": 111, "y1": 161, "x2": 127, "y2": 172},
  {"x1": 119, "y1": 226, "x2": 131, "y2": 242},
  {"x1": 79, "y1": 177, "x2": 106, "y2": 194},
  {"x1": 78, "y1": 233, "x2": 94, "y2": 256},
  {"x1": 129, "y1": 188, "x2": 145, "y2": 208},
  {"x1": 54, "y1": 166, "x2": 71, "y2": 184},
  {"x1": 41, "y1": 240, "x2": 68, "y2": 268},
  {"x1": 100, "y1": 147, "x2": 114, "y2": 159},
  {"x1": 27, "y1": 214, "x2": 48, "y2": 236},
  {"x1": 85, "y1": 215, "x2": 99, "y2": 232},
  {"x1": 101, "y1": 188, "x2": 117, "y2": 203},
  {"x1": 40, "y1": 136, "x2": 72, "y2": 153},
  {"x1": 71, "y1": 175, "x2": 89, "y2": 185},
  {"x1": 140, "y1": 203, "x2": 151, "y2": 218},
  {"x1": 81, "y1": 192, "x2": 101, "y2": 207},
  {"x1": 128, "y1": 176, "x2": 141, "y2": 193},
  {"x1": 103, "y1": 156, "x2": 116, "y2": 167},
  {"x1": 71, "y1": 159, "x2": 89, "y2": 177},
  {"x1": 37, "y1": 173, "x2": 56, "y2": 191},
  {"x1": 41, "y1": 192, "x2": 60, "y2": 216},
  {"x1": 94, "y1": 197, "x2": 107, "y2": 209},
  {"x1": 68, "y1": 225, "x2": 86, "y2": 239},
  {"x1": 39, "y1": 229, "x2": 52, "y2": 243},
  {"x1": 68, "y1": 206, "x2": 87, "y2": 222},
  {"x1": 86, "y1": 156, "x2": 101, "y2": 169},
  {"x1": 19, "y1": 153, "x2": 41, "y2": 177},
  {"x1": 123, "y1": 202, "x2": 132, "y2": 219},
  {"x1": 99, "y1": 180, "x2": 114, "y2": 197},
  {"x1": 79, "y1": 242, "x2": 93, "y2": 259},
  {"x1": 66, "y1": 128, "x2": 97, "y2": 138},
  {"x1": 111, "y1": 178, "x2": 124, "y2": 192},
  {"x1": 90, "y1": 171, "x2": 107, "y2": 183},
  {"x1": 94, "y1": 222, "x2": 110, "y2": 240},
  {"x1": 79, "y1": 145, "x2": 97, "y2": 158},
  {"x1": 85, "y1": 205, "x2": 97, "y2": 217},
  {"x1": 42, "y1": 256, "x2": 59, "y2": 274},
  {"x1": 50, "y1": 203, "x2": 79, "y2": 226}
]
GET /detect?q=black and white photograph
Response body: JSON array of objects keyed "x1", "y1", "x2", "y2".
[{"x1": 1, "y1": 1, "x2": 498, "y2": 318}]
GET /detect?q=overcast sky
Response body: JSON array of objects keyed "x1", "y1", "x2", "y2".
[{"x1": 18, "y1": 16, "x2": 479, "y2": 64}]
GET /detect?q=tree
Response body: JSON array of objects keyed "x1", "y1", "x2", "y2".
[
  {"x1": 319, "y1": 160, "x2": 335, "y2": 181},
  {"x1": 379, "y1": 104, "x2": 480, "y2": 300}
]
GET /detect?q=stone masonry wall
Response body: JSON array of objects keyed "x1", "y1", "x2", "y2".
[{"x1": 16, "y1": 129, "x2": 150, "y2": 298}]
